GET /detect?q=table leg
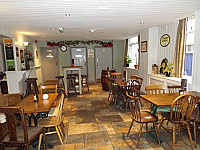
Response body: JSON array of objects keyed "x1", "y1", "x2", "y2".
[
  {"x1": 78, "y1": 69, "x2": 82, "y2": 94},
  {"x1": 25, "y1": 112, "x2": 49, "y2": 126}
]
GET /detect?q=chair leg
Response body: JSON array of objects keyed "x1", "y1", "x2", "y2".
[
  {"x1": 137, "y1": 123, "x2": 143, "y2": 147},
  {"x1": 154, "y1": 122, "x2": 160, "y2": 144},
  {"x1": 186, "y1": 123, "x2": 193, "y2": 148},
  {"x1": 127, "y1": 119, "x2": 134, "y2": 137},
  {"x1": 194, "y1": 122, "x2": 197, "y2": 148},
  {"x1": 58, "y1": 125, "x2": 64, "y2": 137},
  {"x1": 172, "y1": 124, "x2": 176, "y2": 146},
  {"x1": 42, "y1": 134, "x2": 46, "y2": 150},
  {"x1": 158, "y1": 116, "x2": 164, "y2": 135},
  {"x1": 38, "y1": 134, "x2": 43, "y2": 150},
  {"x1": 55, "y1": 126, "x2": 64, "y2": 145}
]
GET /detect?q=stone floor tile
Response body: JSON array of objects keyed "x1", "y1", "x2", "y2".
[
  {"x1": 68, "y1": 123, "x2": 98, "y2": 135},
  {"x1": 75, "y1": 143, "x2": 85, "y2": 149},
  {"x1": 98, "y1": 123, "x2": 114, "y2": 131},
  {"x1": 66, "y1": 133, "x2": 84, "y2": 144},
  {"x1": 119, "y1": 113, "x2": 132, "y2": 122},
  {"x1": 84, "y1": 131, "x2": 111, "y2": 148},
  {"x1": 76, "y1": 114, "x2": 96, "y2": 124}
]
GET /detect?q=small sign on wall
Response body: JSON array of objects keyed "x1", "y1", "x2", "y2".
[{"x1": 88, "y1": 49, "x2": 94, "y2": 57}]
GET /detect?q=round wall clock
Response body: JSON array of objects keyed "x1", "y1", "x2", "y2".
[
  {"x1": 160, "y1": 34, "x2": 170, "y2": 47},
  {"x1": 61, "y1": 45, "x2": 67, "y2": 52}
]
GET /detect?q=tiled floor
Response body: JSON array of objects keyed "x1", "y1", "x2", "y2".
[{"x1": 44, "y1": 83, "x2": 199, "y2": 150}]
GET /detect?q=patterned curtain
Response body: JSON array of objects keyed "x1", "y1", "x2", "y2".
[
  {"x1": 124, "y1": 39, "x2": 128, "y2": 67},
  {"x1": 172, "y1": 18, "x2": 186, "y2": 78}
]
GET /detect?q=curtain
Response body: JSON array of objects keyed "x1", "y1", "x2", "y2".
[
  {"x1": 172, "y1": 18, "x2": 186, "y2": 78},
  {"x1": 124, "y1": 39, "x2": 128, "y2": 67}
]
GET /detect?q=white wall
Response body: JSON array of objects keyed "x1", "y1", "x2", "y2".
[
  {"x1": 0, "y1": 45, "x2": 5, "y2": 71},
  {"x1": 157, "y1": 23, "x2": 178, "y2": 65}
]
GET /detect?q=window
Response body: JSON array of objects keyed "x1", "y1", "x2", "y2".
[
  {"x1": 127, "y1": 36, "x2": 139, "y2": 69},
  {"x1": 183, "y1": 16, "x2": 195, "y2": 77}
]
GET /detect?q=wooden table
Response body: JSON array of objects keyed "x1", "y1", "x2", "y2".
[
  {"x1": 62, "y1": 66, "x2": 82, "y2": 95},
  {"x1": 114, "y1": 78, "x2": 126, "y2": 87},
  {"x1": 16, "y1": 93, "x2": 58, "y2": 126}
]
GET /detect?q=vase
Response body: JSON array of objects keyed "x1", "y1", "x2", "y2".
[{"x1": 134, "y1": 65, "x2": 139, "y2": 70}]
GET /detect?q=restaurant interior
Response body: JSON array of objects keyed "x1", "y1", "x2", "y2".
[{"x1": 0, "y1": 0, "x2": 200, "y2": 149}]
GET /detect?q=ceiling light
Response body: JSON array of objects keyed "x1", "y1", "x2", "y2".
[
  {"x1": 65, "y1": 14, "x2": 71, "y2": 17},
  {"x1": 140, "y1": 22, "x2": 144, "y2": 25},
  {"x1": 58, "y1": 28, "x2": 64, "y2": 33},
  {"x1": 89, "y1": 29, "x2": 96, "y2": 33},
  {"x1": 86, "y1": 37, "x2": 91, "y2": 39},
  {"x1": 23, "y1": 42, "x2": 29, "y2": 46},
  {"x1": 51, "y1": 28, "x2": 55, "y2": 31},
  {"x1": 100, "y1": 32, "x2": 104, "y2": 35}
]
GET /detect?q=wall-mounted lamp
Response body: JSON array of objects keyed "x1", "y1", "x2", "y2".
[
  {"x1": 46, "y1": 50, "x2": 54, "y2": 59},
  {"x1": 23, "y1": 42, "x2": 29, "y2": 47}
]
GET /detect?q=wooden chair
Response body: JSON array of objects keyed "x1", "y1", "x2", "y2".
[
  {"x1": 107, "y1": 78, "x2": 114, "y2": 105},
  {"x1": 158, "y1": 94, "x2": 196, "y2": 148},
  {"x1": 126, "y1": 91, "x2": 160, "y2": 147},
  {"x1": 145, "y1": 85, "x2": 165, "y2": 95},
  {"x1": 40, "y1": 84, "x2": 57, "y2": 94},
  {"x1": 66, "y1": 74, "x2": 77, "y2": 96},
  {"x1": 110, "y1": 72, "x2": 122, "y2": 79},
  {"x1": 38, "y1": 92, "x2": 65, "y2": 148},
  {"x1": 130, "y1": 75, "x2": 143, "y2": 85},
  {"x1": 124, "y1": 79, "x2": 141, "y2": 113},
  {"x1": 0, "y1": 107, "x2": 45, "y2": 150},
  {"x1": 167, "y1": 85, "x2": 181, "y2": 93}
]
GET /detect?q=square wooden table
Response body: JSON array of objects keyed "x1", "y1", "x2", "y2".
[{"x1": 16, "y1": 93, "x2": 58, "y2": 126}]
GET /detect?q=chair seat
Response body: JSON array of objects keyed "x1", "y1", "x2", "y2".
[
  {"x1": 3, "y1": 126, "x2": 44, "y2": 143},
  {"x1": 157, "y1": 106, "x2": 171, "y2": 112},
  {"x1": 38, "y1": 116, "x2": 63, "y2": 128},
  {"x1": 136, "y1": 111, "x2": 158, "y2": 123}
]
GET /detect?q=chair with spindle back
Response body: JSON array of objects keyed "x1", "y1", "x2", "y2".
[
  {"x1": 126, "y1": 91, "x2": 160, "y2": 147},
  {"x1": 40, "y1": 84, "x2": 57, "y2": 94},
  {"x1": 167, "y1": 85, "x2": 181, "y2": 93},
  {"x1": 130, "y1": 75, "x2": 143, "y2": 85},
  {"x1": 158, "y1": 94, "x2": 196, "y2": 148}
]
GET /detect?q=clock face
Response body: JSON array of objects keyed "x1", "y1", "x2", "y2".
[
  {"x1": 61, "y1": 45, "x2": 67, "y2": 52},
  {"x1": 160, "y1": 34, "x2": 170, "y2": 47}
]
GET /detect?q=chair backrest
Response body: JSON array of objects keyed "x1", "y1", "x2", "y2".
[
  {"x1": 110, "y1": 72, "x2": 122, "y2": 79},
  {"x1": 170, "y1": 94, "x2": 196, "y2": 122},
  {"x1": 0, "y1": 107, "x2": 28, "y2": 145},
  {"x1": 145, "y1": 85, "x2": 166, "y2": 95},
  {"x1": 130, "y1": 75, "x2": 143, "y2": 85},
  {"x1": 126, "y1": 79, "x2": 141, "y2": 97},
  {"x1": 40, "y1": 84, "x2": 57, "y2": 94},
  {"x1": 126, "y1": 91, "x2": 142, "y2": 122},
  {"x1": 167, "y1": 85, "x2": 181, "y2": 93},
  {"x1": 56, "y1": 92, "x2": 65, "y2": 124}
]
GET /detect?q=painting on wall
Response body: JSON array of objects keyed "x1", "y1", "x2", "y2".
[
  {"x1": 141, "y1": 41, "x2": 147, "y2": 52},
  {"x1": 6, "y1": 60, "x2": 15, "y2": 71}
]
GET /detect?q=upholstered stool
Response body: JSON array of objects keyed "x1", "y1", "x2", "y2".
[
  {"x1": 25, "y1": 78, "x2": 39, "y2": 95},
  {"x1": 55, "y1": 76, "x2": 65, "y2": 92},
  {"x1": 81, "y1": 74, "x2": 89, "y2": 92}
]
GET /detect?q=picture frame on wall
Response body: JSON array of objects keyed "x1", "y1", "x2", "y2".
[{"x1": 141, "y1": 41, "x2": 147, "y2": 52}]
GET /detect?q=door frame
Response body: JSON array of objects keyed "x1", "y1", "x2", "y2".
[
  {"x1": 41, "y1": 47, "x2": 60, "y2": 84},
  {"x1": 70, "y1": 46, "x2": 88, "y2": 75},
  {"x1": 94, "y1": 46, "x2": 113, "y2": 82}
]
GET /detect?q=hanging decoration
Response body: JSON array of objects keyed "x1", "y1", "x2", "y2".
[{"x1": 47, "y1": 40, "x2": 113, "y2": 47}]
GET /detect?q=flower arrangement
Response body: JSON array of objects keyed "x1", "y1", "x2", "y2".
[
  {"x1": 24, "y1": 51, "x2": 34, "y2": 63},
  {"x1": 125, "y1": 56, "x2": 132, "y2": 64}
]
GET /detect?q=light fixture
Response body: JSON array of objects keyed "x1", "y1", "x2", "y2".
[
  {"x1": 58, "y1": 28, "x2": 64, "y2": 33},
  {"x1": 86, "y1": 37, "x2": 91, "y2": 39},
  {"x1": 140, "y1": 22, "x2": 144, "y2": 25},
  {"x1": 51, "y1": 28, "x2": 55, "y2": 31},
  {"x1": 65, "y1": 13, "x2": 71, "y2": 17},
  {"x1": 23, "y1": 42, "x2": 29, "y2": 46},
  {"x1": 100, "y1": 32, "x2": 104, "y2": 35},
  {"x1": 89, "y1": 29, "x2": 96, "y2": 33},
  {"x1": 46, "y1": 50, "x2": 54, "y2": 59}
]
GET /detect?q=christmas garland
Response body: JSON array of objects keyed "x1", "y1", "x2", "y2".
[{"x1": 47, "y1": 40, "x2": 113, "y2": 47}]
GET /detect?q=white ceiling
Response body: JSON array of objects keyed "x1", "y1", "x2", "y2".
[{"x1": 0, "y1": 0, "x2": 200, "y2": 41}]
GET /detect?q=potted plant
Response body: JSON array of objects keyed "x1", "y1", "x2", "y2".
[
  {"x1": 134, "y1": 55, "x2": 139, "y2": 69},
  {"x1": 125, "y1": 56, "x2": 131, "y2": 67}
]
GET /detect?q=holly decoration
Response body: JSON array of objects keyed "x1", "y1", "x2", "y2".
[{"x1": 47, "y1": 40, "x2": 113, "y2": 47}]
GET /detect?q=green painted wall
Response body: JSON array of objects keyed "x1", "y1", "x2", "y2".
[{"x1": 38, "y1": 40, "x2": 124, "y2": 82}]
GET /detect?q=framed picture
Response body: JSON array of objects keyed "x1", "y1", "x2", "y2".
[{"x1": 141, "y1": 41, "x2": 147, "y2": 52}]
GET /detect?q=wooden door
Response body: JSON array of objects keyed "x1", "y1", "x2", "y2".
[
  {"x1": 41, "y1": 47, "x2": 59, "y2": 84},
  {"x1": 95, "y1": 47, "x2": 113, "y2": 80}
]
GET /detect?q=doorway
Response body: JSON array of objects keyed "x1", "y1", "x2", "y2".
[
  {"x1": 41, "y1": 47, "x2": 59, "y2": 84},
  {"x1": 71, "y1": 47, "x2": 87, "y2": 75},
  {"x1": 95, "y1": 47, "x2": 113, "y2": 80}
]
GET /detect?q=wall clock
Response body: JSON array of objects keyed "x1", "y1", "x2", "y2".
[
  {"x1": 60, "y1": 45, "x2": 67, "y2": 52},
  {"x1": 160, "y1": 34, "x2": 170, "y2": 47}
]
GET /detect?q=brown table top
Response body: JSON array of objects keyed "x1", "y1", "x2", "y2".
[
  {"x1": 16, "y1": 93, "x2": 58, "y2": 114},
  {"x1": 115, "y1": 78, "x2": 126, "y2": 87},
  {"x1": 140, "y1": 93, "x2": 179, "y2": 107}
]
